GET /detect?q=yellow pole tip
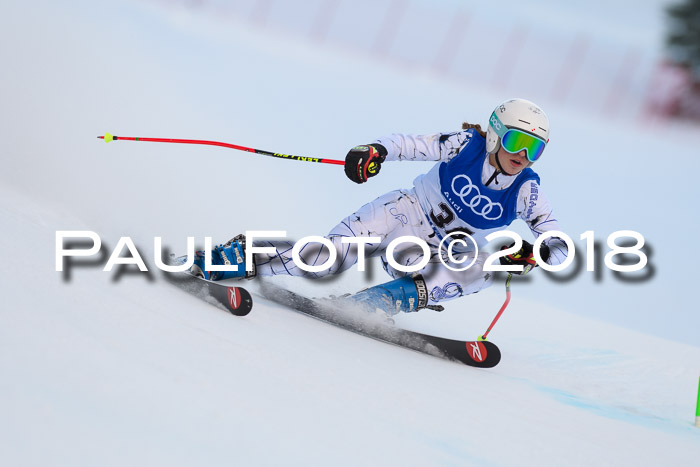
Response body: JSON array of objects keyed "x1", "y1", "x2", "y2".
[{"x1": 103, "y1": 132, "x2": 114, "y2": 143}]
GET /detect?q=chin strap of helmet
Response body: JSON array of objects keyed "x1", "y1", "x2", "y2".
[
  {"x1": 485, "y1": 166, "x2": 500, "y2": 186},
  {"x1": 494, "y1": 148, "x2": 527, "y2": 178},
  {"x1": 495, "y1": 151, "x2": 512, "y2": 175},
  {"x1": 485, "y1": 150, "x2": 509, "y2": 186}
]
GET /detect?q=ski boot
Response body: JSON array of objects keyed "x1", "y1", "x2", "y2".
[
  {"x1": 191, "y1": 234, "x2": 257, "y2": 281},
  {"x1": 346, "y1": 274, "x2": 443, "y2": 316}
]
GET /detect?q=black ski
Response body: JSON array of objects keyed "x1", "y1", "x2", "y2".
[
  {"x1": 258, "y1": 281, "x2": 501, "y2": 368},
  {"x1": 164, "y1": 272, "x2": 253, "y2": 316}
]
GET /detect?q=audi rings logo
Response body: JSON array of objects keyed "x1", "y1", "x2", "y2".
[{"x1": 451, "y1": 174, "x2": 504, "y2": 220}]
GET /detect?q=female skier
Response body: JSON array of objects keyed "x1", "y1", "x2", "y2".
[{"x1": 192, "y1": 98, "x2": 569, "y2": 315}]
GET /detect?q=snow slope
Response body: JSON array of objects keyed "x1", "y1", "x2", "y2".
[
  {"x1": 2, "y1": 177, "x2": 700, "y2": 466},
  {"x1": 1, "y1": 0, "x2": 700, "y2": 465}
]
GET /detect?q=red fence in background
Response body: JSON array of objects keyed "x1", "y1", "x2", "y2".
[{"x1": 146, "y1": 0, "x2": 699, "y2": 125}]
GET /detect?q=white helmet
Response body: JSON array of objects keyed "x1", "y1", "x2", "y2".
[{"x1": 485, "y1": 98, "x2": 550, "y2": 160}]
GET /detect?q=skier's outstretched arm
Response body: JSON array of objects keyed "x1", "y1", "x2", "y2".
[
  {"x1": 373, "y1": 130, "x2": 471, "y2": 162},
  {"x1": 343, "y1": 130, "x2": 473, "y2": 184}
]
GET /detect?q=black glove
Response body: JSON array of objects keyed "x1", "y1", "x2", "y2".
[
  {"x1": 344, "y1": 144, "x2": 387, "y2": 184},
  {"x1": 499, "y1": 240, "x2": 550, "y2": 275}
]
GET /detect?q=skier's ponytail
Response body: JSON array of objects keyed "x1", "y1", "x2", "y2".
[{"x1": 461, "y1": 122, "x2": 486, "y2": 138}]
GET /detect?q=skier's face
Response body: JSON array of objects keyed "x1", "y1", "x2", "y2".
[{"x1": 497, "y1": 147, "x2": 529, "y2": 175}]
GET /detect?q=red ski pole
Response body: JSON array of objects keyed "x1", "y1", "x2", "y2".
[
  {"x1": 97, "y1": 133, "x2": 345, "y2": 166},
  {"x1": 478, "y1": 273, "x2": 513, "y2": 341}
]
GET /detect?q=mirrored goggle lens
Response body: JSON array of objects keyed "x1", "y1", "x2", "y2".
[{"x1": 501, "y1": 129, "x2": 547, "y2": 162}]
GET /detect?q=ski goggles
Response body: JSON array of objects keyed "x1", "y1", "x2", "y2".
[{"x1": 489, "y1": 112, "x2": 547, "y2": 162}]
